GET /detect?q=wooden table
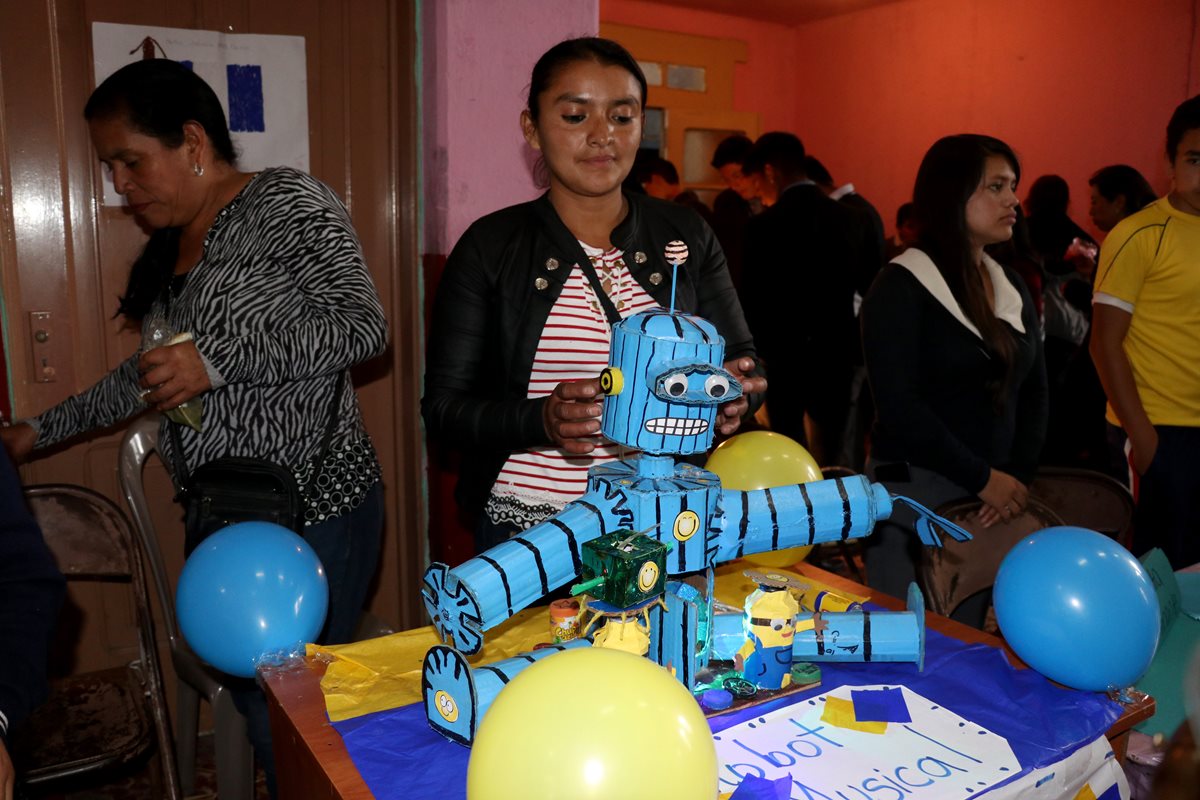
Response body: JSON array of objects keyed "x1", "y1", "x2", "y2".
[
  {"x1": 790, "y1": 563, "x2": 1156, "y2": 762},
  {"x1": 263, "y1": 657, "x2": 373, "y2": 800},
  {"x1": 262, "y1": 564, "x2": 1155, "y2": 799}
]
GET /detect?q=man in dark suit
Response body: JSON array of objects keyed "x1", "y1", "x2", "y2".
[
  {"x1": 741, "y1": 133, "x2": 872, "y2": 466},
  {"x1": 804, "y1": 155, "x2": 886, "y2": 294},
  {"x1": 709, "y1": 135, "x2": 759, "y2": 293},
  {"x1": 804, "y1": 155, "x2": 887, "y2": 470}
]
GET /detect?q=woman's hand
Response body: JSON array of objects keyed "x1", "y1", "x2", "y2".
[
  {"x1": 0, "y1": 423, "x2": 37, "y2": 464},
  {"x1": 138, "y1": 339, "x2": 212, "y2": 411},
  {"x1": 543, "y1": 378, "x2": 603, "y2": 454},
  {"x1": 976, "y1": 468, "x2": 1029, "y2": 528},
  {"x1": 718, "y1": 357, "x2": 767, "y2": 436}
]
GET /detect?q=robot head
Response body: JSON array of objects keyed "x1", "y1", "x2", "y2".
[{"x1": 599, "y1": 309, "x2": 742, "y2": 454}]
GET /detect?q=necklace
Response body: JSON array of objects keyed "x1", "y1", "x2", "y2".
[{"x1": 586, "y1": 248, "x2": 627, "y2": 318}]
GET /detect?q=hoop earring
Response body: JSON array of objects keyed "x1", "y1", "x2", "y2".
[{"x1": 193, "y1": 163, "x2": 205, "y2": 177}]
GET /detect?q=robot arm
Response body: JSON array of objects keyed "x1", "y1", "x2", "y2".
[
  {"x1": 422, "y1": 486, "x2": 632, "y2": 654},
  {"x1": 713, "y1": 474, "x2": 970, "y2": 563}
]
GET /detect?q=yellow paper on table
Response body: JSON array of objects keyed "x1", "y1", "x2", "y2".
[
  {"x1": 307, "y1": 605, "x2": 554, "y2": 722},
  {"x1": 820, "y1": 695, "x2": 888, "y2": 734}
]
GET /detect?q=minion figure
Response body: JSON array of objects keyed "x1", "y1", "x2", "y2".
[{"x1": 734, "y1": 573, "x2": 820, "y2": 690}]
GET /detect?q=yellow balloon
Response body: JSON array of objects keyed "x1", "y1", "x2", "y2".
[
  {"x1": 467, "y1": 647, "x2": 717, "y2": 800},
  {"x1": 706, "y1": 431, "x2": 823, "y2": 568}
]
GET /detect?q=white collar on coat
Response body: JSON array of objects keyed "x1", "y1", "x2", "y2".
[{"x1": 890, "y1": 247, "x2": 1025, "y2": 337}]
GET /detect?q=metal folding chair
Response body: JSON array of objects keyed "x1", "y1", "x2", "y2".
[
  {"x1": 13, "y1": 484, "x2": 180, "y2": 799},
  {"x1": 1029, "y1": 466, "x2": 1135, "y2": 550},
  {"x1": 118, "y1": 415, "x2": 255, "y2": 800}
]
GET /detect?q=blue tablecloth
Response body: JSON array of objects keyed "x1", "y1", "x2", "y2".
[{"x1": 330, "y1": 607, "x2": 1123, "y2": 800}]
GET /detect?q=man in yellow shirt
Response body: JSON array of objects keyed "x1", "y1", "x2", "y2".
[{"x1": 1091, "y1": 94, "x2": 1200, "y2": 569}]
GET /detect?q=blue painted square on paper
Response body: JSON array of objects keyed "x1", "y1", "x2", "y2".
[
  {"x1": 227, "y1": 64, "x2": 265, "y2": 132},
  {"x1": 729, "y1": 775, "x2": 792, "y2": 800},
  {"x1": 851, "y1": 687, "x2": 911, "y2": 723}
]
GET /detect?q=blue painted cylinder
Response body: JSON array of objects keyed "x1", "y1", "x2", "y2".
[
  {"x1": 790, "y1": 610, "x2": 920, "y2": 664},
  {"x1": 715, "y1": 475, "x2": 894, "y2": 561},
  {"x1": 422, "y1": 640, "x2": 592, "y2": 745},
  {"x1": 423, "y1": 488, "x2": 631, "y2": 653},
  {"x1": 790, "y1": 585, "x2": 927, "y2": 669}
]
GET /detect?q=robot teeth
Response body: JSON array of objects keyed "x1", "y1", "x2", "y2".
[{"x1": 645, "y1": 417, "x2": 709, "y2": 436}]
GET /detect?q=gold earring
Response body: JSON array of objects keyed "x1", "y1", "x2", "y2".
[{"x1": 193, "y1": 163, "x2": 205, "y2": 177}]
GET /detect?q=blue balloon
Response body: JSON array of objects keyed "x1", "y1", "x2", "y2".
[
  {"x1": 994, "y1": 526, "x2": 1160, "y2": 691},
  {"x1": 176, "y1": 521, "x2": 328, "y2": 678}
]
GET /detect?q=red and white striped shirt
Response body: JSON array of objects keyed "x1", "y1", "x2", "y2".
[{"x1": 486, "y1": 244, "x2": 659, "y2": 529}]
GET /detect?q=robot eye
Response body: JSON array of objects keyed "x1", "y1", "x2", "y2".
[
  {"x1": 704, "y1": 374, "x2": 730, "y2": 398},
  {"x1": 663, "y1": 373, "x2": 688, "y2": 397}
]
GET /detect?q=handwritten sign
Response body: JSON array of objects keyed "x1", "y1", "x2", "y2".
[{"x1": 713, "y1": 685, "x2": 1020, "y2": 799}]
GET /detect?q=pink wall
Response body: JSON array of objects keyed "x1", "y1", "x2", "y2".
[
  {"x1": 602, "y1": 0, "x2": 799, "y2": 134},
  {"x1": 600, "y1": 0, "x2": 1200, "y2": 240},
  {"x1": 422, "y1": 0, "x2": 599, "y2": 254}
]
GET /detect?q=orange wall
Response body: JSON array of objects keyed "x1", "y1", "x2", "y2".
[
  {"x1": 602, "y1": 0, "x2": 800, "y2": 133},
  {"x1": 792, "y1": 0, "x2": 1197, "y2": 240},
  {"x1": 602, "y1": 0, "x2": 1200, "y2": 240}
]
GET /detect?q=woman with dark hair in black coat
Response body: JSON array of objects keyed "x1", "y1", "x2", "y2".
[{"x1": 861, "y1": 134, "x2": 1048, "y2": 626}]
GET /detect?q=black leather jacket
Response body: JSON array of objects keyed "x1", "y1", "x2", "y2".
[{"x1": 422, "y1": 191, "x2": 760, "y2": 521}]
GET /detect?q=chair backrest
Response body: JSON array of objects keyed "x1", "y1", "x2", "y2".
[
  {"x1": 24, "y1": 485, "x2": 132, "y2": 578},
  {"x1": 119, "y1": 414, "x2": 233, "y2": 699},
  {"x1": 1029, "y1": 466, "x2": 1134, "y2": 547},
  {"x1": 118, "y1": 414, "x2": 182, "y2": 645},
  {"x1": 21, "y1": 484, "x2": 179, "y2": 796},
  {"x1": 919, "y1": 496, "x2": 1065, "y2": 617}
]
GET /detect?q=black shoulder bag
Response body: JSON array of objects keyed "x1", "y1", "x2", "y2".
[{"x1": 169, "y1": 372, "x2": 345, "y2": 555}]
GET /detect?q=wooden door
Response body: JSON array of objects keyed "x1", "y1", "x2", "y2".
[{"x1": 0, "y1": 0, "x2": 424, "y2": 682}]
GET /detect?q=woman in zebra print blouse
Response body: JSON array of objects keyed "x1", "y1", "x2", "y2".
[{"x1": 1, "y1": 59, "x2": 388, "y2": 796}]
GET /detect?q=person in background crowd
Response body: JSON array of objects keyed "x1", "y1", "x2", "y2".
[
  {"x1": 861, "y1": 134, "x2": 1047, "y2": 627},
  {"x1": 422, "y1": 38, "x2": 764, "y2": 552},
  {"x1": 886, "y1": 201, "x2": 920, "y2": 261},
  {"x1": 741, "y1": 132, "x2": 870, "y2": 466},
  {"x1": 1088, "y1": 164, "x2": 1157, "y2": 233},
  {"x1": 709, "y1": 134, "x2": 759, "y2": 291},
  {"x1": 0, "y1": 448, "x2": 65, "y2": 800},
  {"x1": 1023, "y1": 174, "x2": 1101, "y2": 469},
  {"x1": 638, "y1": 155, "x2": 714, "y2": 225},
  {"x1": 1091, "y1": 95, "x2": 1200, "y2": 569},
  {"x1": 803, "y1": 154, "x2": 886, "y2": 470},
  {"x1": 805, "y1": 155, "x2": 886, "y2": 274},
  {"x1": 1026, "y1": 174, "x2": 1098, "y2": 277}
]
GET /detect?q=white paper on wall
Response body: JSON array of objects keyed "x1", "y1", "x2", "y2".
[
  {"x1": 713, "y1": 685, "x2": 1022, "y2": 798},
  {"x1": 91, "y1": 22, "x2": 308, "y2": 206}
]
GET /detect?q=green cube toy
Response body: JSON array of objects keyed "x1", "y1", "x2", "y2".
[{"x1": 579, "y1": 531, "x2": 669, "y2": 608}]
